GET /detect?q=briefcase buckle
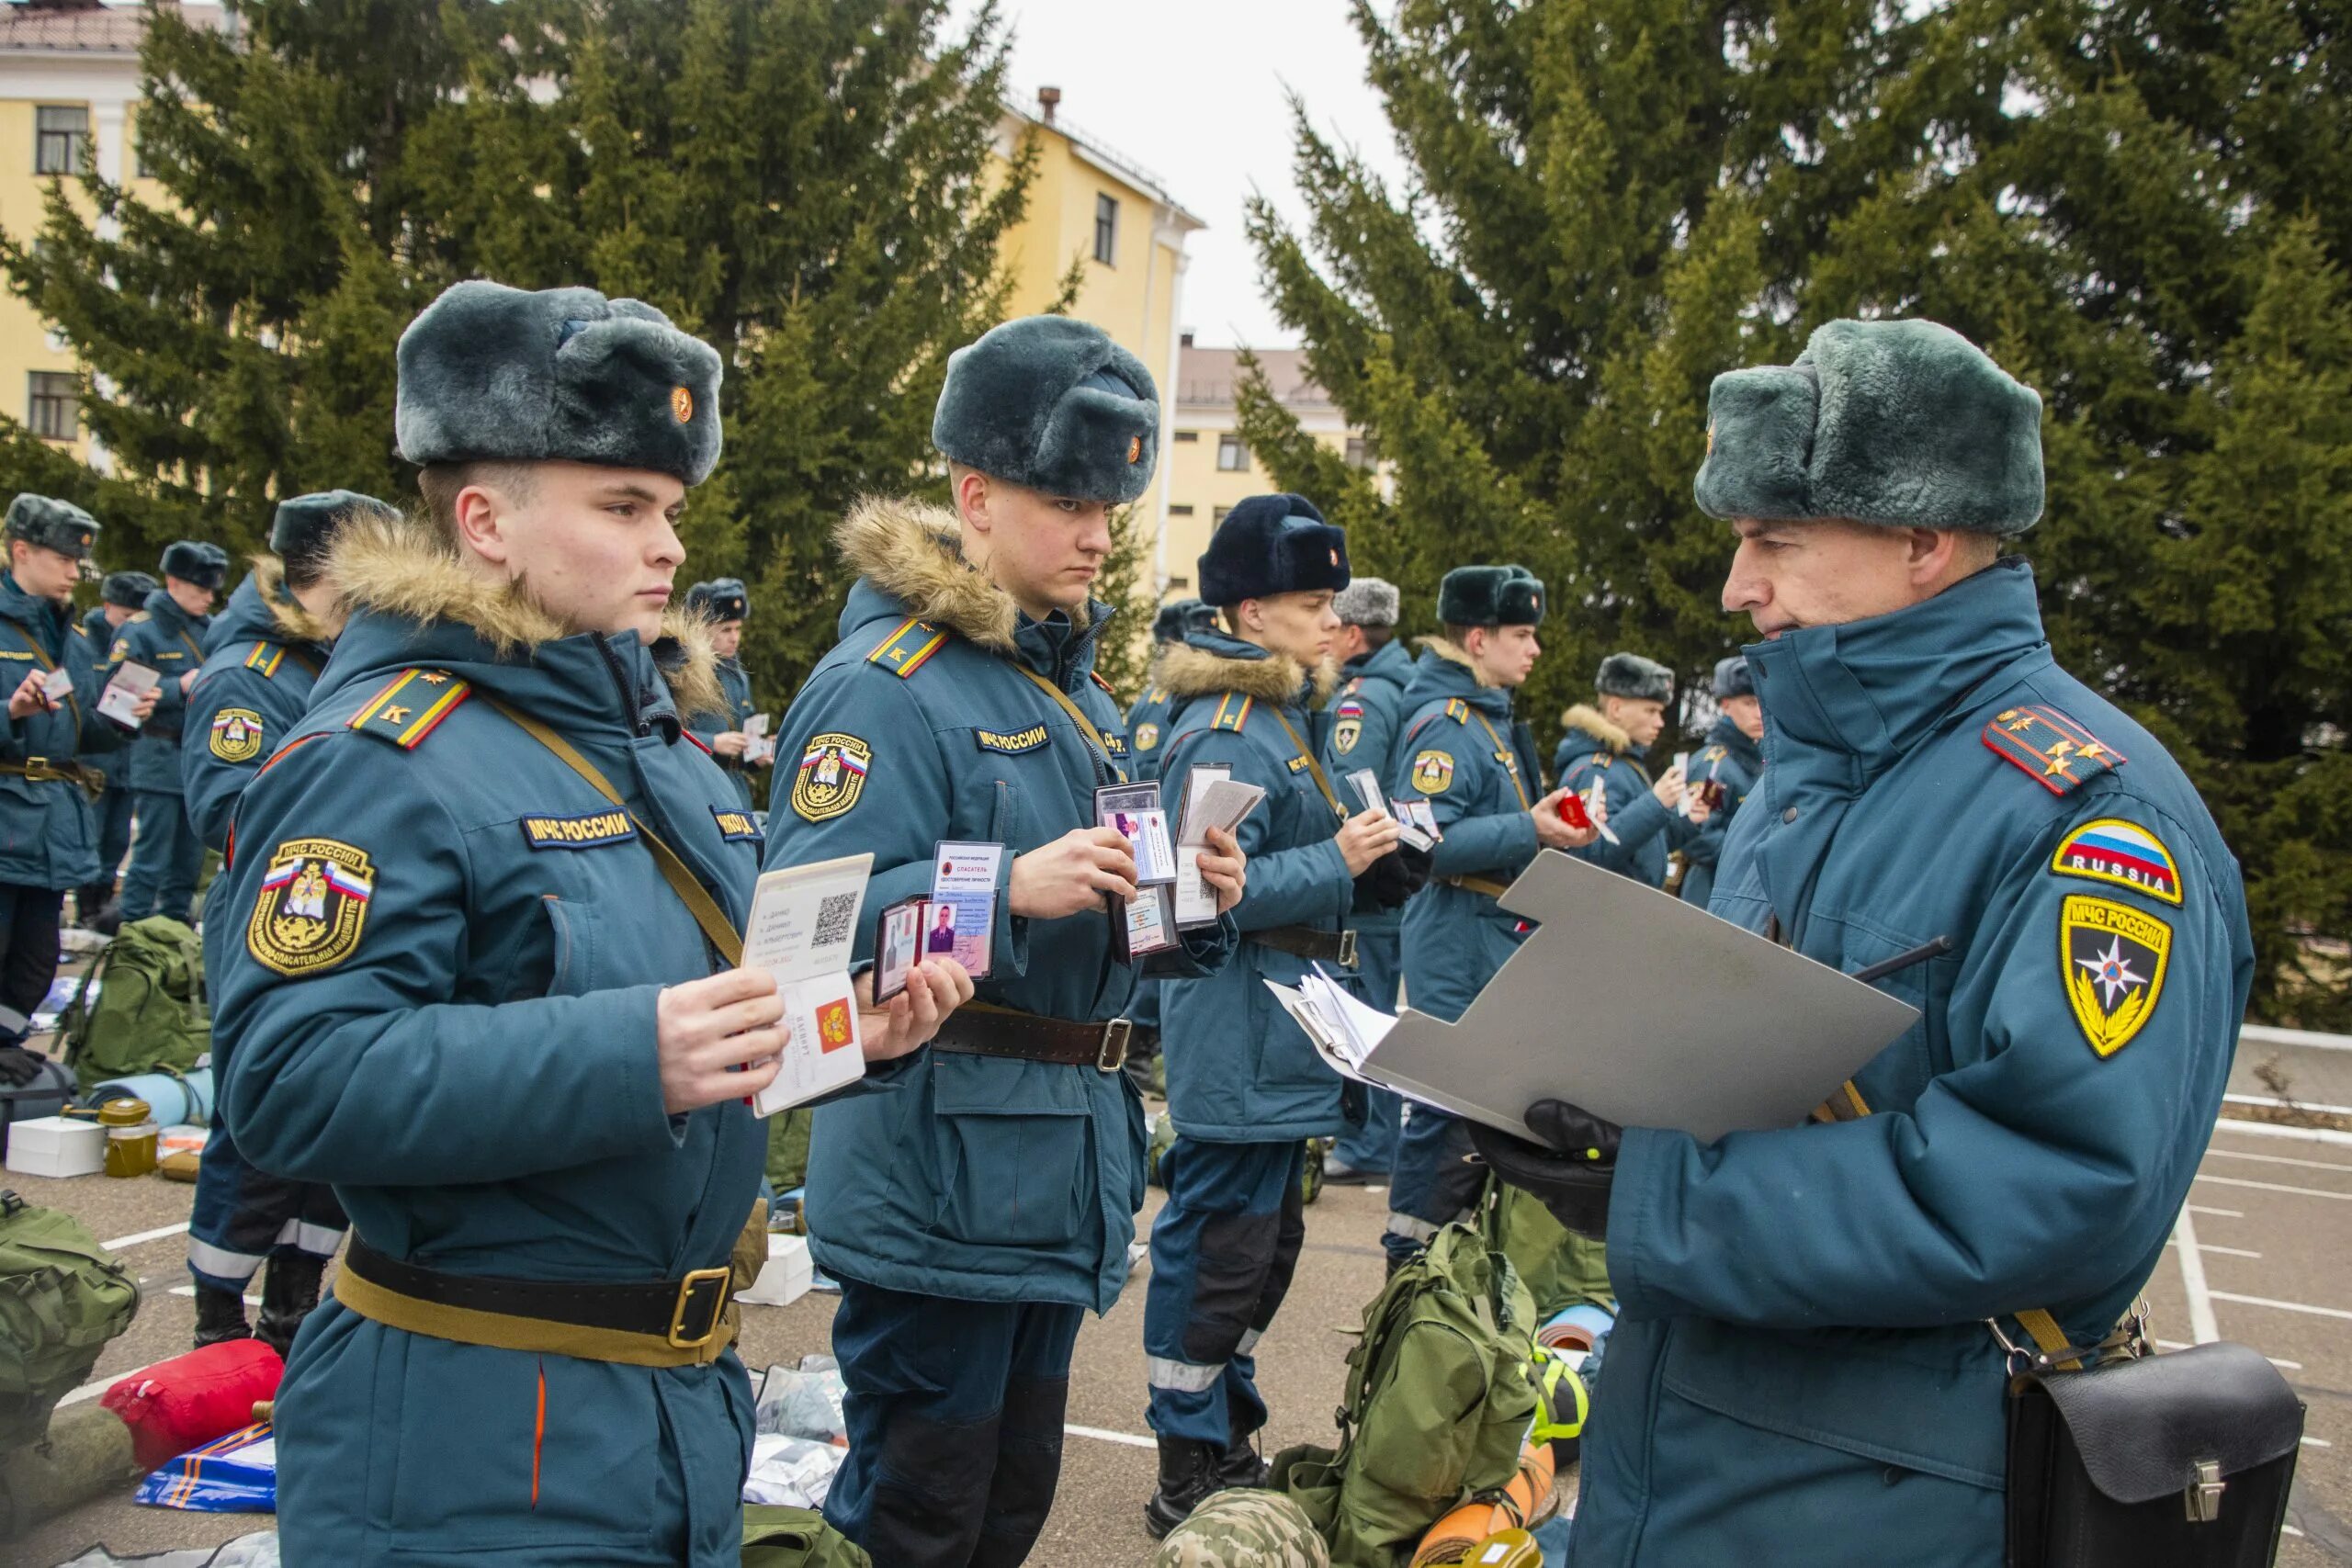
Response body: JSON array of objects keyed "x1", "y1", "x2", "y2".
[
  {"x1": 2185, "y1": 1460, "x2": 2225, "y2": 1523},
  {"x1": 1097, "y1": 1018, "x2": 1131, "y2": 1073}
]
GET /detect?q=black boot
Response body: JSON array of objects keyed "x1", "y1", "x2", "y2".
[
  {"x1": 1218, "y1": 1422, "x2": 1269, "y2": 1490},
  {"x1": 1144, "y1": 1434, "x2": 1224, "y2": 1540},
  {"x1": 255, "y1": 1255, "x2": 325, "y2": 1359},
  {"x1": 87, "y1": 897, "x2": 121, "y2": 937},
  {"x1": 192, "y1": 1283, "x2": 253, "y2": 1349}
]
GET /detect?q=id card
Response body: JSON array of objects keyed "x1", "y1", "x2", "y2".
[
  {"x1": 741, "y1": 853, "x2": 873, "y2": 1116},
  {"x1": 873, "y1": 897, "x2": 927, "y2": 1004},
  {"x1": 1095, "y1": 782, "x2": 1177, "y2": 886},
  {"x1": 931, "y1": 842, "x2": 1001, "y2": 978},
  {"x1": 1344, "y1": 768, "x2": 1388, "y2": 818},
  {"x1": 40, "y1": 663, "x2": 73, "y2": 705},
  {"x1": 97, "y1": 660, "x2": 158, "y2": 728},
  {"x1": 1172, "y1": 766, "x2": 1267, "y2": 928}
]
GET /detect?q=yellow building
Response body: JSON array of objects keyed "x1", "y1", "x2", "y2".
[{"x1": 1160, "y1": 342, "x2": 1378, "y2": 599}]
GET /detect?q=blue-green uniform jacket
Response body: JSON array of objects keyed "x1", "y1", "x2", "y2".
[
  {"x1": 684, "y1": 656, "x2": 758, "y2": 811},
  {"x1": 77, "y1": 606, "x2": 129, "y2": 797},
  {"x1": 1325, "y1": 637, "x2": 1417, "y2": 942},
  {"x1": 0, "y1": 574, "x2": 129, "y2": 889},
  {"x1": 1390, "y1": 642, "x2": 1545, "y2": 1021},
  {"x1": 212, "y1": 525, "x2": 768, "y2": 1568},
  {"x1": 182, "y1": 558, "x2": 331, "y2": 853},
  {"x1": 1551, "y1": 705, "x2": 1698, "y2": 891},
  {"x1": 107, "y1": 588, "x2": 211, "y2": 795},
  {"x1": 1124, "y1": 663, "x2": 1181, "y2": 782},
  {"x1": 1155, "y1": 632, "x2": 1354, "y2": 1142},
  {"x1": 1678, "y1": 715, "x2": 1761, "y2": 907},
  {"x1": 1571, "y1": 559, "x2": 2255, "y2": 1567},
  {"x1": 763, "y1": 500, "x2": 1235, "y2": 1313}
]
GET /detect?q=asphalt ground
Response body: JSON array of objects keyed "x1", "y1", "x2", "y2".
[{"x1": 9, "y1": 1081, "x2": 2347, "y2": 1564}]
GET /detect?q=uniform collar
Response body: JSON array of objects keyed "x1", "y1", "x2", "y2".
[
  {"x1": 1706, "y1": 714, "x2": 1763, "y2": 769},
  {"x1": 0, "y1": 571, "x2": 68, "y2": 648},
  {"x1": 1407, "y1": 637, "x2": 1514, "y2": 718},
  {"x1": 143, "y1": 586, "x2": 202, "y2": 636},
  {"x1": 1346, "y1": 636, "x2": 1415, "y2": 689},
  {"x1": 1159, "y1": 628, "x2": 1336, "y2": 709}
]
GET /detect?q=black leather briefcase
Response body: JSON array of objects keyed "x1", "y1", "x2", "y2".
[{"x1": 2005, "y1": 1330, "x2": 2305, "y2": 1568}]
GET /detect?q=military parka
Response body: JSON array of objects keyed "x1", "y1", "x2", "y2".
[
  {"x1": 1678, "y1": 715, "x2": 1761, "y2": 907},
  {"x1": 107, "y1": 587, "x2": 211, "y2": 794},
  {"x1": 1552, "y1": 705, "x2": 1698, "y2": 891},
  {"x1": 0, "y1": 572, "x2": 129, "y2": 889},
  {"x1": 182, "y1": 557, "x2": 333, "y2": 853}
]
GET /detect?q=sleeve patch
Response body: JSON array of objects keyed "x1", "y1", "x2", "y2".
[
  {"x1": 209, "y1": 707, "x2": 265, "y2": 762},
  {"x1": 710, "y1": 807, "x2": 763, "y2": 843},
  {"x1": 2062, "y1": 895, "x2": 2170, "y2": 1058},
  {"x1": 247, "y1": 838, "x2": 375, "y2": 977},
  {"x1": 1410, "y1": 749, "x2": 1456, "y2": 795},
  {"x1": 519, "y1": 810, "x2": 637, "y2": 850},
  {"x1": 348, "y1": 670, "x2": 470, "y2": 749},
  {"x1": 1983, "y1": 705, "x2": 2125, "y2": 795},
  {"x1": 790, "y1": 732, "x2": 871, "y2": 822},
  {"x1": 2051, "y1": 818, "x2": 2182, "y2": 906},
  {"x1": 1134, "y1": 721, "x2": 1160, "y2": 752}
]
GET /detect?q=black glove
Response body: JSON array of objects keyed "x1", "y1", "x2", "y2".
[
  {"x1": 1353, "y1": 840, "x2": 1434, "y2": 911},
  {"x1": 0, "y1": 1045, "x2": 45, "y2": 1089},
  {"x1": 1466, "y1": 1099, "x2": 1623, "y2": 1240}
]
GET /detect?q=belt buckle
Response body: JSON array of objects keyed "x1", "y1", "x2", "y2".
[
  {"x1": 1097, "y1": 1018, "x2": 1132, "y2": 1073},
  {"x1": 667, "y1": 1266, "x2": 733, "y2": 1350},
  {"x1": 1337, "y1": 931, "x2": 1358, "y2": 969},
  {"x1": 24, "y1": 757, "x2": 45, "y2": 773}
]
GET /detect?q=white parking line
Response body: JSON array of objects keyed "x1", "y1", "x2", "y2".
[
  {"x1": 2171, "y1": 1208, "x2": 2220, "y2": 1345},
  {"x1": 1064, "y1": 1422, "x2": 1155, "y2": 1450},
  {"x1": 2207, "y1": 1290, "x2": 2352, "y2": 1323},
  {"x1": 2211, "y1": 1118, "x2": 2352, "y2": 1149},
  {"x1": 2192, "y1": 1174, "x2": 2351, "y2": 1201},
  {"x1": 2306, "y1": 1436, "x2": 2335, "y2": 1450},
  {"x1": 2204, "y1": 1146, "x2": 2352, "y2": 1175},
  {"x1": 2188, "y1": 1205, "x2": 2242, "y2": 1218},
  {"x1": 101, "y1": 1221, "x2": 190, "y2": 1250},
  {"x1": 2165, "y1": 1238, "x2": 2260, "y2": 1259}
]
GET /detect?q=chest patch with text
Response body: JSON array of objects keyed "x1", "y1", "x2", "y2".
[
  {"x1": 519, "y1": 810, "x2": 638, "y2": 850},
  {"x1": 973, "y1": 725, "x2": 1050, "y2": 756}
]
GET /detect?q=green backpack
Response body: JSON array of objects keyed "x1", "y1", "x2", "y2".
[
  {"x1": 741, "y1": 1503, "x2": 871, "y2": 1566},
  {"x1": 0, "y1": 1191, "x2": 140, "y2": 1451},
  {"x1": 1271, "y1": 1223, "x2": 1541, "y2": 1567},
  {"x1": 59, "y1": 917, "x2": 210, "y2": 1094},
  {"x1": 1484, "y1": 1177, "x2": 1612, "y2": 1324}
]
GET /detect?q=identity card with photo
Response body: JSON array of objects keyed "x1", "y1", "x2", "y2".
[{"x1": 931, "y1": 841, "x2": 1001, "y2": 979}]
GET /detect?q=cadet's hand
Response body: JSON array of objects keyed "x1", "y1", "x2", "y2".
[
  {"x1": 1355, "y1": 838, "x2": 1431, "y2": 909},
  {"x1": 656, "y1": 968, "x2": 787, "y2": 1114},
  {"x1": 710, "y1": 732, "x2": 751, "y2": 759},
  {"x1": 1652, "y1": 765, "x2": 1685, "y2": 808},
  {"x1": 177, "y1": 670, "x2": 198, "y2": 695},
  {"x1": 1335, "y1": 807, "x2": 1401, "y2": 876},
  {"x1": 1683, "y1": 786, "x2": 1713, "y2": 826},
  {"x1": 1197, "y1": 824, "x2": 1246, "y2": 913},
  {"x1": 6, "y1": 669, "x2": 48, "y2": 719},
  {"x1": 130, "y1": 687, "x2": 159, "y2": 722},
  {"x1": 1012, "y1": 827, "x2": 1138, "y2": 918},
  {"x1": 1532, "y1": 788, "x2": 1599, "y2": 850},
  {"x1": 1466, "y1": 1099, "x2": 1623, "y2": 1239},
  {"x1": 856, "y1": 958, "x2": 975, "y2": 1064}
]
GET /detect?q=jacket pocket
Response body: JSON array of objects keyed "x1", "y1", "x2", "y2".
[{"x1": 927, "y1": 1052, "x2": 1091, "y2": 1248}]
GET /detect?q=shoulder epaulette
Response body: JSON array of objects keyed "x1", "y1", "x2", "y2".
[
  {"x1": 128, "y1": 611, "x2": 150, "y2": 624},
  {"x1": 243, "y1": 640, "x2": 287, "y2": 679},
  {"x1": 347, "y1": 668, "x2": 470, "y2": 750},
  {"x1": 865, "y1": 617, "x2": 948, "y2": 679},
  {"x1": 1982, "y1": 705, "x2": 2125, "y2": 795},
  {"x1": 1444, "y1": 697, "x2": 1470, "y2": 724},
  {"x1": 1090, "y1": 671, "x2": 1118, "y2": 697},
  {"x1": 1211, "y1": 694, "x2": 1254, "y2": 732}
]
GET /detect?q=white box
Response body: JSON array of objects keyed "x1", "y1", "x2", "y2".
[
  {"x1": 737, "y1": 1235, "x2": 814, "y2": 1307},
  {"x1": 5, "y1": 1115, "x2": 106, "y2": 1179}
]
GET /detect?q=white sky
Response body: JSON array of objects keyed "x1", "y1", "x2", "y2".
[{"x1": 954, "y1": 0, "x2": 1410, "y2": 349}]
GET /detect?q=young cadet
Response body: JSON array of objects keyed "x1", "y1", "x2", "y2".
[
  {"x1": 683, "y1": 577, "x2": 764, "y2": 810},
  {"x1": 1678, "y1": 655, "x2": 1763, "y2": 907},
  {"x1": 1553, "y1": 653, "x2": 1712, "y2": 890},
  {"x1": 180, "y1": 491, "x2": 398, "y2": 1353},
  {"x1": 1471, "y1": 321, "x2": 2254, "y2": 1566},
  {"x1": 212, "y1": 281, "x2": 970, "y2": 1568},
  {"x1": 763, "y1": 314, "x2": 1248, "y2": 1568},
  {"x1": 1142, "y1": 496, "x2": 1413, "y2": 1535},
  {"x1": 1320, "y1": 574, "x2": 1413, "y2": 1186},
  {"x1": 108, "y1": 538, "x2": 229, "y2": 922},
  {"x1": 1382, "y1": 567, "x2": 1595, "y2": 1269},
  {"x1": 0, "y1": 496, "x2": 153, "y2": 1087},
  {"x1": 1126, "y1": 596, "x2": 1214, "y2": 780},
  {"x1": 75, "y1": 570, "x2": 155, "y2": 930}
]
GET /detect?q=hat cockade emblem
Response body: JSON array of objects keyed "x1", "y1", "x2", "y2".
[
  {"x1": 1126, "y1": 434, "x2": 1142, "y2": 464},
  {"x1": 672, "y1": 386, "x2": 695, "y2": 423}
]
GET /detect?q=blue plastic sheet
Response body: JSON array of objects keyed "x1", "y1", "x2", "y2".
[{"x1": 134, "y1": 1422, "x2": 275, "y2": 1514}]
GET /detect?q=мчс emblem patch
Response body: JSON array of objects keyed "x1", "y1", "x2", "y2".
[
  {"x1": 209, "y1": 708, "x2": 265, "y2": 763},
  {"x1": 247, "y1": 838, "x2": 375, "y2": 977},
  {"x1": 1334, "y1": 699, "x2": 1364, "y2": 755},
  {"x1": 1410, "y1": 749, "x2": 1455, "y2": 795},
  {"x1": 791, "y1": 733, "x2": 871, "y2": 822},
  {"x1": 2051, "y1": 818, "x2": 2182, "y2": 906},
  {"x1": 2062, "y1": 894, "x2": 2171, "y2": 1058},
  {"x1": 1134, "y1": 721, "x2": 1160, "y2": 751}
]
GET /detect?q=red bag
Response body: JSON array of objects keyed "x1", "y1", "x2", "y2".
[{"x1": 101, "y1": 1337, "x2": 284, "y2": 1470}]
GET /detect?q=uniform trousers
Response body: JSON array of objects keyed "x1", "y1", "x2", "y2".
[
  {"x1": 0, "y1": 883, "x2": 63, "y2": 1043},
  {"x1": 119, "y1": 789, "x2": 202, "y2": 922},
  {"x1": 1143, "y1": 1137, "x2": 1306, "y2": 1445}
]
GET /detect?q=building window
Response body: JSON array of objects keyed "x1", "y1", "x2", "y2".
[
  {"x1": 1216, "y1": 434, "x2": 1249, "y2": 472},
  {"x1": 1093, "y1": 194, "x2": 1118, "y2": 266},
  {"x1": 1166, "y1": 574, "x2": 1191, "y2": 590},
  {"x1": 1212, "y1": 505, "x2": 1233, "y2": 528},
  {"x1": 1172, "y1": 430, "x2": 1199, "y2": 443},
  {"x1": 1168, "y1": 503, "x2": 1194, "y2": 516},
  {"x1": 35, "y1": 107, "x2": 88, "y2": 175},
  {"x1": 28, "y1": 372, "x2": 77, "y2": 441},
  {"x1": 1346, "y1": 435, "x2": 1380, "y2": 469}
]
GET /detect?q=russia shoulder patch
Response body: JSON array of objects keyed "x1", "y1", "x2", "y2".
[
  {"x1": 209, "y1": 707, "x2": 265, "y2": 763},
  {"x1": 2051, "y1": 818, "x2": 2182, "y2": 906},
  {"x1": 1411, "y1": 749, "x2": 1456, "y2": 795},
  {"x1": 348, "y1": 669, "x2": 470, "y2": 749},
  {"x1": 2062, "y1": 894, "x2": 2170, "y2": 1058},
  {"x1": 791, "y1": 732, "x2": 871, "y2": 822},
  {"x1": 1983, "y1": 705, "x2": 2125, "y2": 795},
  {"x1": 247, "y1": 837, "x2": 375, "y2": 978},
  {"x1": 1135, "y1": 721, "x2": 1161, "y2": 752}
]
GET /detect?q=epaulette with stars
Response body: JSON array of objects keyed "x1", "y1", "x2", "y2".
[
  {"x1": 347, "y1": 668, "x2": 471, "y2": 750},
  {"x1": 1982, "y1": 705, "x2": 2124, "y2": 795}
]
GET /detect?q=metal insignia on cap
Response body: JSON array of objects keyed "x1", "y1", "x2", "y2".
[
  {"x1": 1126, "y1": 434, "x2": 1142, "y2": 464},
  {"x1": 672, "y1": 386, "x2": 694, "y2": 423}
]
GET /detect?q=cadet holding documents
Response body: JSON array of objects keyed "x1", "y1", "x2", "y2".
[
  {"x1": 1553, "y1": 652, "x2": 1708, "y2": 890},
  {"x1": 1676, "y1": 655, "x2": 1764, "y2": 907},
  {"x1": 213, "y1": 281, "x2": 967, "y2": 1567},
  {"x1": 1471, "y1": 320, "x2": 2254, "y2": 1567}
]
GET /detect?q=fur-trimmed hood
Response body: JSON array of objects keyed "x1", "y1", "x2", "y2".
[
  {"x1": 1417, "y1": 635, "x2": 1503, "y2": 689},
  {"x1": 325, "y1": 513, "x2": 722, "y2": 719},
  {"x1": 1560, "y1": 702, "x2": 1633, "y2": 754},
  {"x1": 245, "y1": 553, "x2": 334, "y2": 646},
  {"x1": 833, "y1": 495, "x2": 1094, "y2": 655},
  {"x1": 1157, "y1": 633, "x2": 1340, "y2": 708}
]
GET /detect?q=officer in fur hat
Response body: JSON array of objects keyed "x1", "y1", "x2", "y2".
[
  {"x1": 682, "y1": 577, "x2": 765, "y2": 810},
  {"x1": 1471, "y1": 319, "x2": 2253, "y2": 1565},
  {"x1": 74, "y1": 568, "x2": 158, "y2": 930},
  {"x1": 763, "y1": 315, "x2": 1249, "y2": 1566},
  {"x1": 1128, "y1": 597, "x2": 1216, "y2": 781},
  {"x1": 1678, "y1": 655, "x2": 1763, "y2": 907},
  {"x1": 0, "y1": 496, "x2": 153, "y2": 1089},
  {"x1": 1553, "y1": 652, "x2": 1713, "y2": 891},
  {"x1": 107, "y1": 537, "x2": 228, "y2": 922},
  {"x1": 212, "y1": 281, "x2": 970, "y2": 1567},
  {"x1": 179, "y1": 490, "x2": 399, "y2": 1354}
]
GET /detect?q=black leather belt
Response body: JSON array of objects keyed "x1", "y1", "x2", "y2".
[
  {"x1": 931, "y1": 1005, "x2": 1134, "y2": 1071},
  {"x1": 342, "y1": 1236, "x2": 732, "y2": 1352},
  {"x1": 1250, "y1": 925, "x2": 1358, "y2": 967}
]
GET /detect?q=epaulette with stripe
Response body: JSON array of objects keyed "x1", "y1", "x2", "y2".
[
  {"x1": 1210, "y1": 694, "x2": 1254, "y2": 731},
  {"x1": 1443, "y1": 697, "x2": 1471, "y2": 724},
  {"x1": 243, "y1": 641, "x2": 288, "y2": 679},
  {"x1": 865, "y1": 617, "x2": 947, "y2": 679},
  {"x1": 347, "y1": 668, "x2": 471, "y2": 750},
  {"x1": 1982, "y1": 705, "x2": 2125, "y2": 795},
  {"x1": 1090, "y1": 671, "x2": 1119, "y2": 697}
]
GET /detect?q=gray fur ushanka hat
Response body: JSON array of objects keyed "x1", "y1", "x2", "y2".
[
  {"x1": 270, "y1": 490, "x2": 401, "y2": 560},
  {"x1": 933, "y1": 316, "x2": 1160, "y2": 504},
  {"x1": 5, "y1": 494, "x2": 97, "y2": 559},
  {"x1": 1598, "y1": 652, "x2": 1674, "y2": 704},
  {"x1": 1437, "y1": 564, "x2": 1544, "y2": 627}
]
